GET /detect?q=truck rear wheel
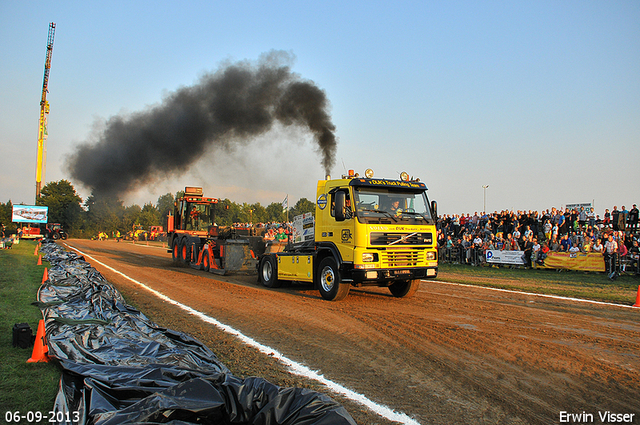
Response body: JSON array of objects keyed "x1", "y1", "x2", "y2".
[
  {"x1": 318, "y1": 257, "x2": 350, "y2": 301},
  {"x1": 259, "y1": 256, "x2": 281, "y2": 288},
  {"x1": 388, "y1": 279, "x2": 421, "y2": 298}
]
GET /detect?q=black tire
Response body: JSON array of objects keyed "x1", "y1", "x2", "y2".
[
  {"x1": 388, "y1": 279, "x2": 421, "y2": 298},
  {"x1": 317, "y1": 257, "x2": 350, "y2": 301},
  {"x1": 259, "y1": 256, "x2": 281, "y2": 288},
  {"x1": 61, "y1": 233, "x2": 68, "y2": 240},
  {"x1": 51, "y1": 232, "x2": 60, "y2": 240},
  {"x1": 171, "y1": 238, "x2": 180, "y2": 264},
  {"x1": 179, "y1": 237, "x2": 191, "y2": 266},
  {"x1": 202, "y1": 249, "x2": 211, "y2": 272}
]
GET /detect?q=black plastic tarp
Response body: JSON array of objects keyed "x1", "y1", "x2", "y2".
[{"x1": 37, "y1": 241, "x2": 355, "y2": 425}]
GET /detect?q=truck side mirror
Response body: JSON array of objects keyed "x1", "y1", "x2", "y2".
[
  {"x1": 335, "y1": 191, "x2": 346, "y2": 222},
  {"x1": 431, "y1": 200, "x2": 437, "y2": 218}
]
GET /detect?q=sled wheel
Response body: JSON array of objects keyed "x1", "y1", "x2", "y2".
[{"x1": 202, "y1": 249, "x2": 211, "y2": 272}]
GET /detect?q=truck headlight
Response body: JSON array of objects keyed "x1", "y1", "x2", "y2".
[
  {"x1": 426, "y1": 251, "x2": 436, "y2": 261},
  {"x1": 362, "y1": 252, "x2": 378, "y2": 262}
]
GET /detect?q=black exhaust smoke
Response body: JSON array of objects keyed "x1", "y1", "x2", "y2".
[{"x1": 66, "y1": 51, "x2": 336, "y2": 196}]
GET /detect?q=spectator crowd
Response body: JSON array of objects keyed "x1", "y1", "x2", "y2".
[{"x1": 436, "y1": 204, "x2": 640, "y2": 275}]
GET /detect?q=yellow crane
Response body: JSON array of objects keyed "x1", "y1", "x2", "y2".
[{"x1": 35, "y1": 22, "x2": 56, "y2": 201}]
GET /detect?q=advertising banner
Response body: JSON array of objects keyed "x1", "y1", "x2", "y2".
[
  {"x1": 486, "y1": 250, "x2": 525, "y2": 265},
  {"x1": 292, "y1": 212, "x2": 314, "y2": 244},
  {"x1": 565, "y1": 202, "x2": 592, "y2": 210},
  {"x1": 541, "y1": 252, "x2": 605, "y2": 272},
  {"x1": 12, "y1": 205, "x2": 48, "y2": 224}
]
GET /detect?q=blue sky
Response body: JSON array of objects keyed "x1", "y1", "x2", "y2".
[{"x1": 1, "y1": 1, "x2": 638, "y2": 215}]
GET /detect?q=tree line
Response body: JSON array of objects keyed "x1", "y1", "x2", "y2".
[{"x1": 0, "y1": 180, "x2": 315, "y2": 238}]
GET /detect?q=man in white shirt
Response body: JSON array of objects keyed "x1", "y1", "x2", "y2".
[{"x1": 604, "y1": 235, "x2": 618, "y2": 273}]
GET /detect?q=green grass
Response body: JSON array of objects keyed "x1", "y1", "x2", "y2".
[
  {"x1": 437, "y1": 262, "x2": 640, "y2": 305},
  {"x1": 0, "y1": 240, "x2": 60, "y2": 416}
]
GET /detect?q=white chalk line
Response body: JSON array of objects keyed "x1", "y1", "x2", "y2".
[
  {"x1": 64, "y1": 244, "x2": 421, "y2": 425},
  {"x1": 430, "y1": 279, "x2": 638, "y2": 310}
]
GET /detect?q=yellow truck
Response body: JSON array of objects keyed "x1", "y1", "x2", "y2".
[{"x1": 258, "y1": 169, "x2": 438, "y2": 300}]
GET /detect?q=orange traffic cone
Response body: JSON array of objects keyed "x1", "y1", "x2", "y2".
[
  {"x1": 34, "y1": 243, "x2": 39, "y2": 256},
  {"x1": 41, "y1": 267, "x2": 48, "y2": 284},
  {"x1": 36, "y1": 254, "x2": 42, "y2": 265},
  {"x1": 633, "y1": 286, "x2": 640, "y2": 308},
  {"x1": 27, "y1": 320, "x2": 50, "y2": 363}
]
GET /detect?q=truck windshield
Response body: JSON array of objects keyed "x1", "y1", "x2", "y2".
[
  {"x1": 185, "y1": 202, "x2": 215, "y2": 231},
  {"x1": 353, "y1": 187, "x2": 434, "y2": 224}
]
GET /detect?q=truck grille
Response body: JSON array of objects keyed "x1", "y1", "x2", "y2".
[
  {"x1": 370, "y1": 232, "x2": 432, "y2": 246},
  {"x1": 380, "y1": 250, "x2": 425, "y2": 267}
]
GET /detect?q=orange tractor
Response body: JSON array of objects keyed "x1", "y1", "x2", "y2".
[{"x1": 166, "y1": 187, "x2": 265, "y2": 274}]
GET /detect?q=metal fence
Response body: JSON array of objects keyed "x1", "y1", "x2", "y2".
[{"x1": 439, "y1": 246, "x2": 485, "y2": 266}]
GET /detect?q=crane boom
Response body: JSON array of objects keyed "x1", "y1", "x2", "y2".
[{"x1": 35, "y1": 22, "x2": 56, "y2": 201}]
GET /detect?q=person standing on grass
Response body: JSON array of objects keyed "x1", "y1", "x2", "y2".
[
  {"x1": 532, "y1": 238, "x2": 541, "y2": 268},
  {"x1": 523, "y1": 235, "x2": 534, "y2": 268},
  {"x1": 604, "y1": 235, "x2": 618, "y2": 273}
]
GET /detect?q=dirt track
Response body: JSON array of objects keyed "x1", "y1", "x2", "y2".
[{"x1": 62, "y1": 239, "x2": 640, "y2": 425}]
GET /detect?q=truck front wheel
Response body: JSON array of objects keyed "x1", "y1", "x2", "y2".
[
  {"x1": 179, "y1": 237, "x2": 191, "y2": 266},
  {"x1": 388, "y1": 279, "x2": 421, "y2": 298},
  {"x1": 171, "y1": 239, "x2": 180, "y2": 264},
  {"x1": 259, "y1": 256, "x2": 281, "y2": 288},
  {"x1": 318, "y1": 257, "x2": 350, "y2": 301}
]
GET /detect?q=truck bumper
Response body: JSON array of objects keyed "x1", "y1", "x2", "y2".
[{"x1": 346, "y1": 266, "x2": 437, "y2": 286}]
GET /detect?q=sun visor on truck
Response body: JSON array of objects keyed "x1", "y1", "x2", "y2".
[
  {"x1": 349, "y1": 177, "x2": 427, "y2": 191},
  {"x1": 36, "y1": 240, "x2": 355, "y2": 425}
]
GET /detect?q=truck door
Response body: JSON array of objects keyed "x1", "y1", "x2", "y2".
[{"x1": 329, "y1": 189, "x2": 355, "y2": 263}]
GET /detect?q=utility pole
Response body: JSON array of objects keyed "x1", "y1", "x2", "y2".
[
  {"x1": 482, "y1": 185, "x2": 489, "y2": 213},
  {"x1": 35, "y1": 22, "x2": 56, "y2": 201}
]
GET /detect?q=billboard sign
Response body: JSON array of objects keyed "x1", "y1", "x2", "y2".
[
  {"x1": 12, "y1": 205, "x2": 48, "y2": 224},
  {"x1": 485, "y1": 250, "x2": 525, "y2": 265},
  {"x1": 565, "y1": 202, "x2": 592, "y2": 211}
]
